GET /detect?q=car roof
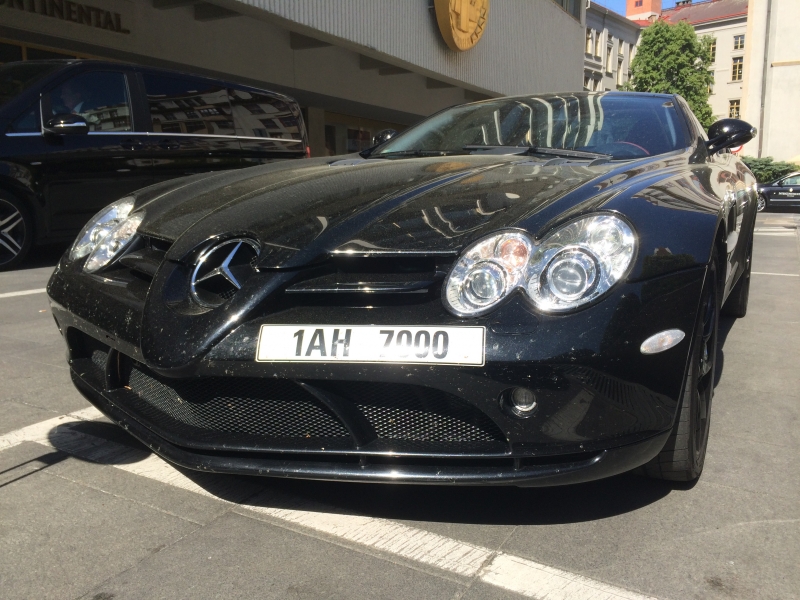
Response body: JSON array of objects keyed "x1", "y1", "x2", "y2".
[
  {"x1": 17, "y1": 59, "x2": 299, "y2": 103},
  {"x1": 469, "y1": 91, "x2": 677, "y2": 104}
]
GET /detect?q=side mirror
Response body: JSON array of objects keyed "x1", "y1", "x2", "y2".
[
  {"x1": 372, "y1": 129, "x2": 397, "y2": 146},
  {"x1": 44, "y1": 114, "x2": 90, "y2": 136},
  {"x1": 706, "y1": 119, "x2": 756, "y2": 154}
]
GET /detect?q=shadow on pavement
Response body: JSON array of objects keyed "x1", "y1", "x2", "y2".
[
  {"x1": 52, "y1": 419, "x2": 680, "y2": 526},
  {"x1": 714, "y1": 315, "x2": 736, "y2": 388}
]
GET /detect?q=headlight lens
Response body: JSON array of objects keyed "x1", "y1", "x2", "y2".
[
  {"x1": 443, "y1": 215, "x2": 636, "y2": 316},
  {"x1": 70, "y1": 197, "x2": 135, "y2": 261},
  {"x1": 83, "y1": 213, "x2": 143, "y2": 273}
]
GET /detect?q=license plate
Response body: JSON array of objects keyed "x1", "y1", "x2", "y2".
[{"x1": 256, "y1": 325, "x2": 485, "y2": 366}]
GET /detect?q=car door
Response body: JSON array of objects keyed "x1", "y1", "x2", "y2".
[
  {"x1": 228, "y1": 87, "x2": 307, "y2": 165},
  {"x1": 768, "y1": 174, "x2": 800, "y2": 204},
  {"x1": 138, "y1": 72, "x2": 241, "y2": 183},
  {"x1": 16, "y1": 68, "x2": 153, "y2": 238}
]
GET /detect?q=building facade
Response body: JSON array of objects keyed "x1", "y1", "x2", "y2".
[
  {"x1": 741, "y1": 0, "x2": 800, "y2": 162},
  {"x1": 0, "y1": 0, "x2": 586, "y2": 156},
  {"x1": 584, "y1": 3, "x2": 641, "y2": 91},
  {"x1": 659, "y1": 0, "x2": 748, "y2": 124}
]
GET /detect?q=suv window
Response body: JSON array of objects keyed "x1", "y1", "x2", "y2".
[
  {"x1": 143, "y1": 73, "x2": 235, "y2": 136},
  {"x1": 0, "y1": 62, "x2": 60, "y2": 108},
  {"x1": 8, "y1": 103, "x2": 39, "y2": 133},
  {"x1": 229, "y1": 88, "x2": 303, "y2": 141},
  {"x1": 46, "y1": 71, "x2": 132, "y2": 132}
]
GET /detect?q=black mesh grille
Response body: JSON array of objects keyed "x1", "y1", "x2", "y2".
[
  {"x1": 318, "y1": 381, "x2": 506, "y2": 443},
  {"x1": 127, "y1": 364, "x2": 350, "y2": 439},
  {"x1": 91, "y1": 348, "x2": 108, "y2": 371}
]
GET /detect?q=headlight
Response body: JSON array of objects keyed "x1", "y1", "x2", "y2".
[
  {"x1": 70, "y1": 197, "x2": 135, "y2": 261},
  {"x1": 443, "y1": 215, "x2": 636, "y2": 316},
  {"x1": 83, "y1": 213, "x2": 143, "y2": 273}
]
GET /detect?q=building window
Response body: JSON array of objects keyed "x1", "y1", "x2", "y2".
[
  {"x1": 635, "y1": 0, "x2": 643, "y2": 6},
  {"x1": 733, "y1": 34, "x2": 745, "y2": 50},
  {"x1": 551, "y1": 0, "x2": 580, "y2": 21},
  {"x1": 595, "y1": 31, "x2": 602, "y2": 56},
  {"x1": 606, "y1": 44, "x2": 613, "y2": 74},
  {"x1": 708, "y1": 39, "x2": 716, "y2": 63},
  {"x1": 584, "y1": 74, "x2": 591, "y2": 91},
  {"x1": 731, "y1": 57, "x2": 743, "y2": 81},
  {"x1": 729, "y1": 100, "x2": 740, "y2": 119},
  {"x1": 586, "y1": 29, "x2": 593, "y2": 54},
  {"x1": 617, "y1": 58, "x2": 624, "y2": 85}
]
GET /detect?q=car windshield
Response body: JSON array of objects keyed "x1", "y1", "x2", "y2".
[
  {"x1": 0, "y1": 62, "x2": 60, "y2": 109},
  {"x1": 374, "y1": 93, "x2": 687, "y2": 160}
]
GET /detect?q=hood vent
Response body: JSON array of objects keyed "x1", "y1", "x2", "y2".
[
  {"x1": 118, "y1": 235, "x2": 173, "y2": 281},
  {"x1": 286, "y1": 255, "x2": 449, "y2": 295}
]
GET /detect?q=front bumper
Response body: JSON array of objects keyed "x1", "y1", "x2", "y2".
[
  {"x1": 49, "y1": 260, "x2": 706, "y2": 486},
  {"x1": 71, "y1": 365, "x2": 671, "y2": 486}
]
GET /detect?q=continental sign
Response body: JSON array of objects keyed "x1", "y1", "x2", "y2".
[{"x1": 0, "y1": 0, "x2": 130, "y2": 34}]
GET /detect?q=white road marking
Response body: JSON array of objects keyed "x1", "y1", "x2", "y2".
[
  {"x1": 753, "y1": 231, "x2": 795, "y2": 236},
  {"x1": 0, "y1": 288, "x2": 47, "y2": 299},
  {"x1": 752, "y1": 272, "x2": 800, "y2": 277},
  {"x1": 0, "y1": 411, "x2": 658, "y2": 600},
  {"x1": 0, "y1": 406, "x2": 102, "y2": 451}
]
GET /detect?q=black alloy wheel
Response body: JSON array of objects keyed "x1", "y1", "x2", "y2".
[
  {"x1": 0, "y1": 195, "x2": 33, "y2": 271},
  {"x1": 641, "y1": 251, "x2": 719, "y2": 481},
  {"x1": 756, "y1": 194, "x2": 767, "y2": 212}
]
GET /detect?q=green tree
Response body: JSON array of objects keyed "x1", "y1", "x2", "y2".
[
  {"x1": 624, "y1": 20, "x2": 715, "y2": 129},
  {"x1": 741, "y1": 156, "x2": 798, "y2": 183}
]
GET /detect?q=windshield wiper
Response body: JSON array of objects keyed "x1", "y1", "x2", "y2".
[{"x1": 464, "y1": 145, "x2": 612, "y2": 160}]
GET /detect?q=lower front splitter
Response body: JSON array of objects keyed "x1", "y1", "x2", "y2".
[{"x1": 72, "y1": 369, "x2": 671, "y2": 487}]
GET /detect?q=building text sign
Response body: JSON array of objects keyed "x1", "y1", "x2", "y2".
[{"x1": 0, "y1": 0, "x2": 130, "y2": 34}]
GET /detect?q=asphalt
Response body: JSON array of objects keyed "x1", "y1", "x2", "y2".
[{"x1": 1, "y1": 212, "x2": 798, "y2": 600}]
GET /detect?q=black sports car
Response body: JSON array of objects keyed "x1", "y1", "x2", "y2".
[
  {"x1": 757, "y1": 171, "x2": 800, "y2": 211},
  {"x1": 48, "y1": 92, "x2": 758, "y2": 486}
]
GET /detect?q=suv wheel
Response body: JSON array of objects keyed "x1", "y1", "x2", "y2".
[{"x1": 0, "y1": 194, "x2": 33, "y2": 271}]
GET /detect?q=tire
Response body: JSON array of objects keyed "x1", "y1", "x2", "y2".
[
  {"x1": 641, "y1": 250, "x2": 719, "y2": 481},
  {"x1": 722, "y1": 233, "x2": 752, "y2": 318},
  {"x1": 0, "y1": 193, "x2": 34, "y2": 271},
  {"x1": 756, "y1": 194, "x2": 767, "y2": 212}
]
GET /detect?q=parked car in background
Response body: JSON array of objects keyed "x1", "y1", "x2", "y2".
[
  {"x1": 48, "y1": 92, "x2": 757, "y2": 486},
  {"x1": 0, "y1": 60, "x2": 308, "y2": 270},
  {"x1": 757, "y1": 171, "x2": 800, "y2": 211}
]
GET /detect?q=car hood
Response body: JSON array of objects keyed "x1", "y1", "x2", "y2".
[{"x1": 134, "y1": 154, "x2": 646, "y2": 268}]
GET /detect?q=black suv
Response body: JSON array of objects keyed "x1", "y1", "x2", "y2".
[{"x1": 0, "y1": 60, "x2": 309, "y2": 269}]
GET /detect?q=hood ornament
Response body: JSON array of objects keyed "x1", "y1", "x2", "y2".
[{"x1": 190, "y1": 239, "x2": 260, "y2": 307}]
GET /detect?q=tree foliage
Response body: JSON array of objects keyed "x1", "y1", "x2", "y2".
[
  {"x1": 625, "y1": 20, "x2": 715, "y2": 129},
  {"x1": 741, "y1": 156, "x2": 798, "y2": 184}
]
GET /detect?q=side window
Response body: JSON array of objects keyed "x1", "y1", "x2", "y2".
[
  {"x1": 782, "y1": 176, "x2": 800, "y2": 186},
  {"x1": 8, "y1": 103, "x2": 39, "y2": 133},
  {"x1": 47, "y1": 71, "x2": 132, "y2": 132},
  {"x1": 229, "y1": 88, "x2": 303, "y2": 141},
  {"x1": 143, "y1": 73, "x2": 234, "y2": 136}
]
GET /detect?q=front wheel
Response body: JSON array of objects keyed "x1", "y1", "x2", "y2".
[
  {"x1": 0, "y1": 194, "x2": 33, "y2": 271},
  {"x1": 641, "y1": 252, "x2": 719, "y2": 481},
  {"x1": 756, "y1": 194, "x2": 767, "y2": 212}
]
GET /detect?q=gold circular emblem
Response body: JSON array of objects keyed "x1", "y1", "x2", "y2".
[{"x1": 434, "y1": 0, "x2": 490, "y2": 52}]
